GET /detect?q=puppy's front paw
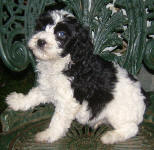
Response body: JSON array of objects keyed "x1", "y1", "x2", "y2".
[
  {"x1": 6, "y1": 92, "x2": 25, "y2": 111},
  {"x1": 35, "y1": 129, "x2": 59, "y2": 144}
]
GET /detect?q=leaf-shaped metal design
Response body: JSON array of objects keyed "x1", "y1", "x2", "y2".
[{"x1": 63, "y1": 0, "x2": 153, "y2": 75}]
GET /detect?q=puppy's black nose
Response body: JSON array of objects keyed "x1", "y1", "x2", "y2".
[{"x1": 37, "y1": 39, "x2": 46, "y2": 48}]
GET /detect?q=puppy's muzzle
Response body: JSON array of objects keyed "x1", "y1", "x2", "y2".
[{"x1": 37, "y1": 39, "x2": 46, "y2": 48}]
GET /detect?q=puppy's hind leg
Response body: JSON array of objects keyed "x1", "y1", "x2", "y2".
[{"x1": 101, "y1": 122, "x2": 138, "y2": 144}]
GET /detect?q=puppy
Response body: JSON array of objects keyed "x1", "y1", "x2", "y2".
[{"x1": 6, "y1": 10, "x2": 147, "y2": 144}]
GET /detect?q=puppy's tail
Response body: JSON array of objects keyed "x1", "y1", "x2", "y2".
[{"x1": 141, "y1": 88, "x2": 151, "y2": 108}]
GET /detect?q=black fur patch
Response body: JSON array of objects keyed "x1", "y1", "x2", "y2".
[
  {"x1": 58, "y1": 16, "x2": 118, "y2": 119},
  {"x1": 54, "y1": 23, "x2": 71, "y2": 35},
  {"x1": 65, "y1": 55, "x2": 117, "y2": 119},
  {"x1": 54, "y1": 23, "x2": 71, "y2": 45},
  {"x1": 35, "y1": 12, "x2": 54, "y2": 31}
]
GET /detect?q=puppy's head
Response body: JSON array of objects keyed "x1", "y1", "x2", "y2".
[{"x1": 28, "y1": 10, "x2": 90, "y2": 61}]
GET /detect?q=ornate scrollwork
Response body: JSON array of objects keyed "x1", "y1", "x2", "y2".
[
  {"x1": 0, "y1": 0, "x2": 56, "y2": 72},
  {"x1": 0, "y1": 0, "x2": 31, "y2": 71}
]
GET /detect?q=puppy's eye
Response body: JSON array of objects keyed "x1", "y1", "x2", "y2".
[{"x1": 57, "y1": 31, "x2": 66, "y2": 39}]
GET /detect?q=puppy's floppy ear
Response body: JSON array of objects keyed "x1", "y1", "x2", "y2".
[{"x1": 61, "y1": 22, "x2": 93, "y2": 60}]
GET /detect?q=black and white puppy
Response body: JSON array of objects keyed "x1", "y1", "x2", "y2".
[{"x1": 6, "y1": 10, "x2": 147, "y2": 144}]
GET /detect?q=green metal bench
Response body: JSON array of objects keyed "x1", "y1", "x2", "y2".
[{"x1": 0, "y1": 0, "x2": 154, "y2": 149}]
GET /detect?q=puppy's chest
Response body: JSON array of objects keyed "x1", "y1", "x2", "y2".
[{"x1": 37, "y1": 61, "x2": 72, "y2": 96}]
